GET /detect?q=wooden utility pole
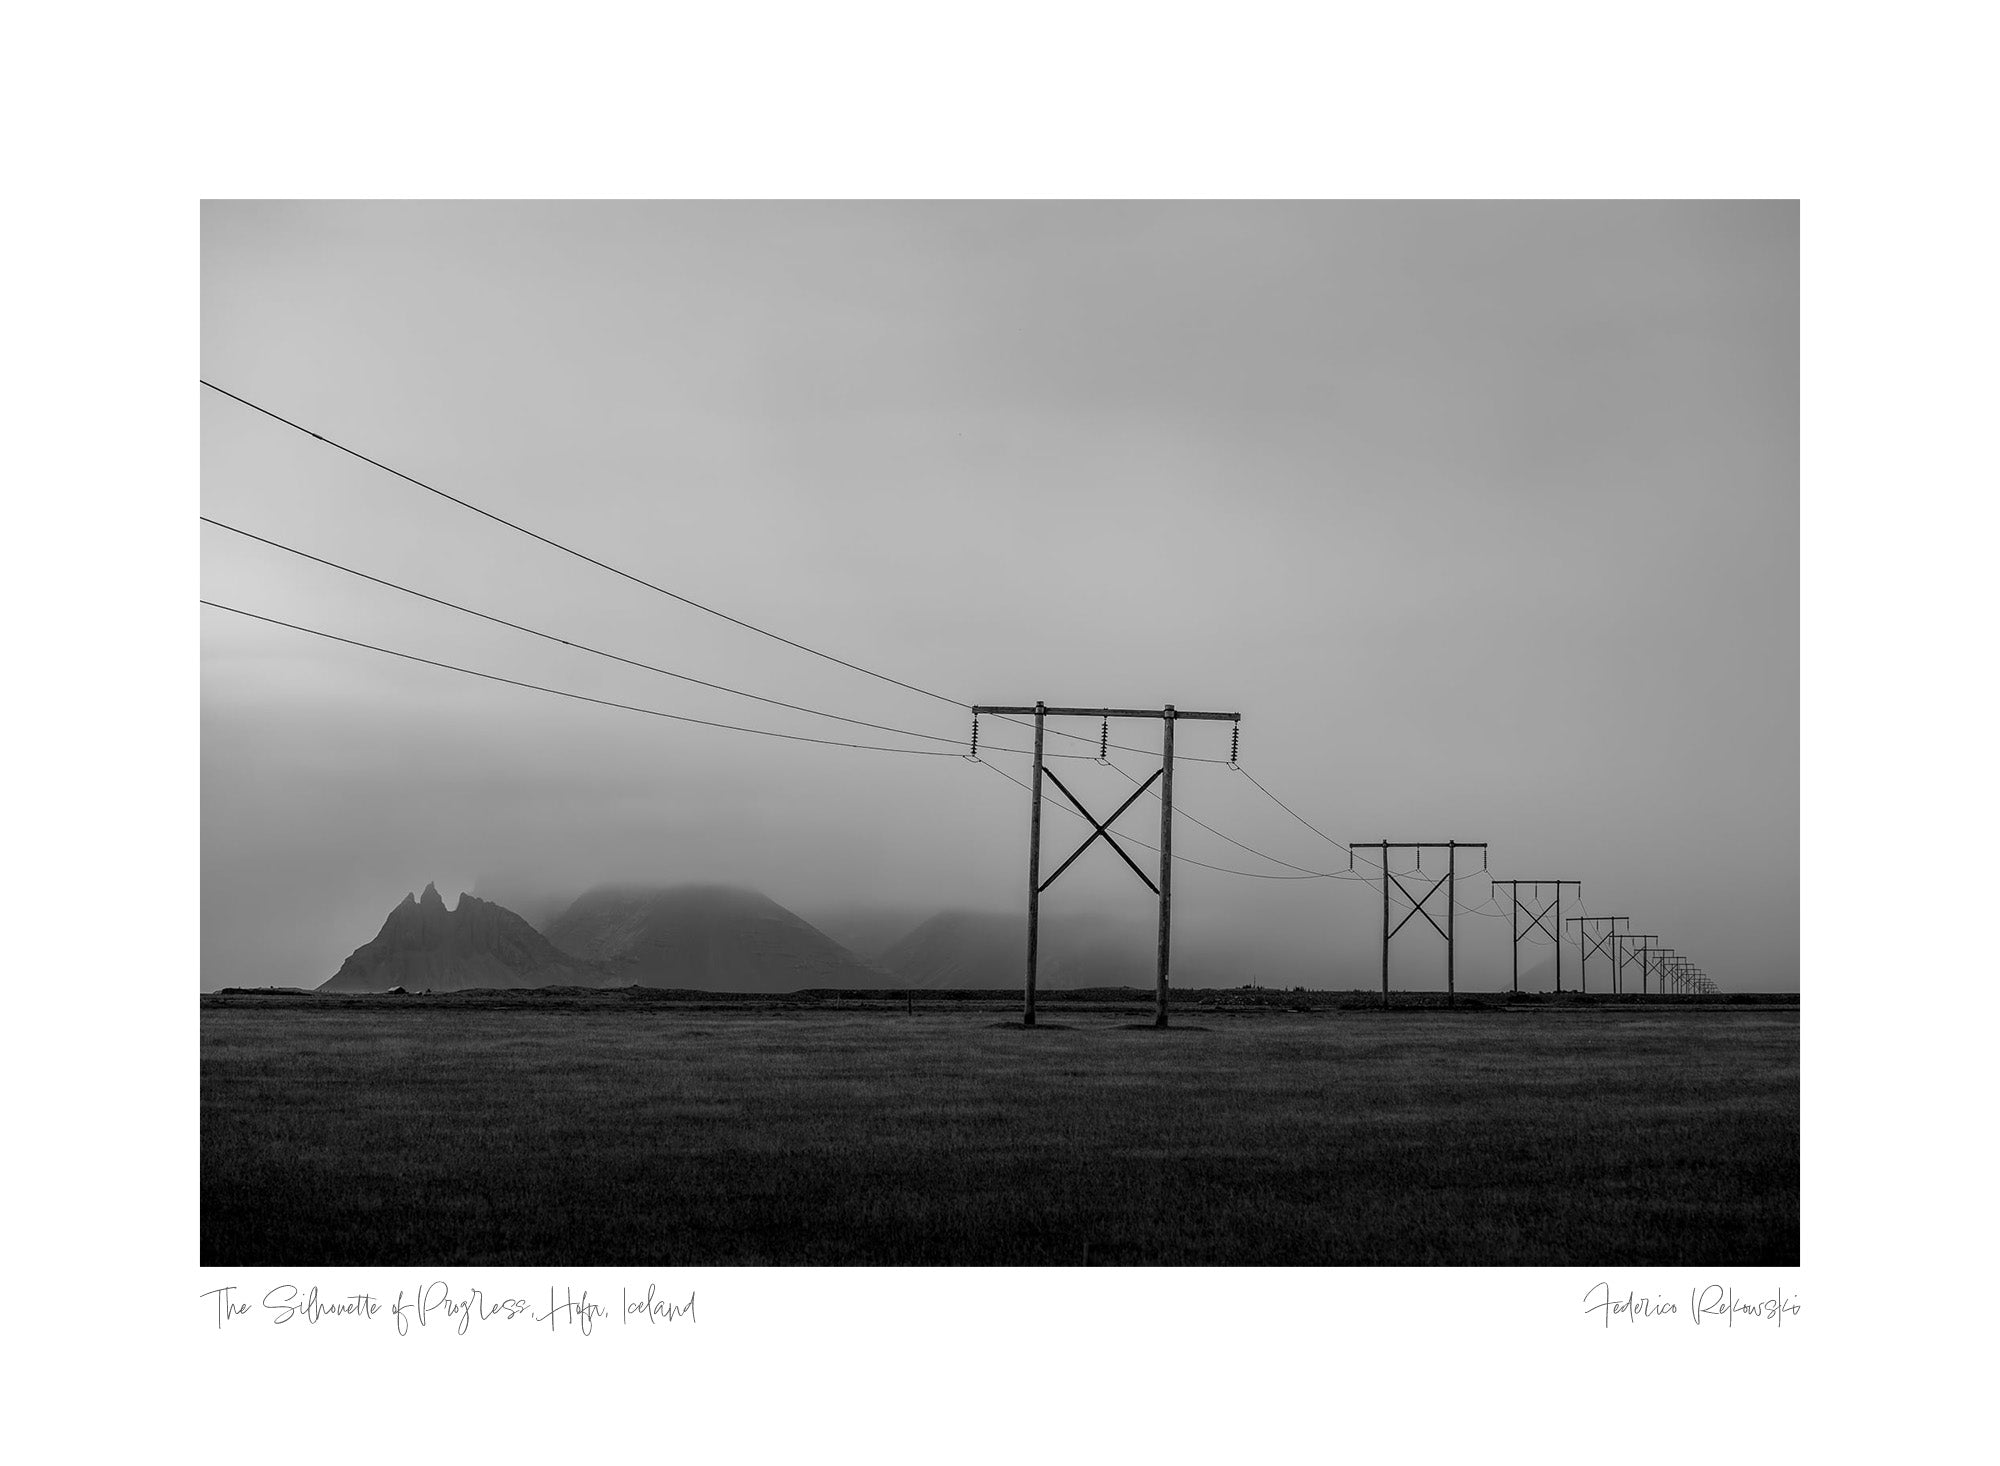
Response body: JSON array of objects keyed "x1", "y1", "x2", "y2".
[
  {"x1": 1025, "y1": 704, "x2": 1046, "y2": 1026},
  {"x1": 1564, "y1": 914, "x2": 1629, "y2": 995},
  {"x1": 1155, "y1": 708, "x2": 1175, "y2": 1028},
  {"x1": 1448, "y1": 841, "x2": 1456, "y2": 1002},
  {"x1": 972, "y1": 704, "x2": 1239, "y2": 1028},
  {"x1": 1491, "y1": 879, "x2": 1581, "y2": 992},
  {"x1": 1345, "y1": 840, "x2": 1488, "y2": 1008}
]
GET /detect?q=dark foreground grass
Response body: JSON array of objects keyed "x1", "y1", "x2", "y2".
[{"x1": 202, "y1": 1007, "x2": 1797, "y2": 1266}]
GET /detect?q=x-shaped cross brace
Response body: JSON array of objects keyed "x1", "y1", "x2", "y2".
[
  {"x1": 1576, "y1": 924, "x2": 1623, "y2": 963},
  {"x1": 1514, "y1": 895, "x2": 1560, "y2": 943},
  {"x1": 1386, "y1": 869, "x2": 1452, "y2": 941},
  {"x1": 1037, "y1": 764, "x2": 1162, "y2": 895}
]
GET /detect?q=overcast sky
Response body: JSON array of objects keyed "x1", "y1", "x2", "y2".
[{"x1": 200, "y1": 201, "x2": 1796, "y2": 992}]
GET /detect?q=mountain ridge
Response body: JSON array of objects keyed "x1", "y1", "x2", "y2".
[
  {"x1": 540, "y1": 883, "x2": 892, "y2": 992},
  {"x1": 319, "y1": 883, "x2": 604, "y2": 992}
]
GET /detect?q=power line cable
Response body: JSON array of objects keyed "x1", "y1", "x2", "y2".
[
  {"x1": 210, "y1": 589, "x2": 1487, "y2": 896},
  {"x1": 201, "y1": 600, "x2": 971, "y2": 757},
  {"x1": 1231, "y1": 764, "x2": 1360, "y2": 857},
  {"x1": 204, "y1": 383, "x2": 1234, "y2": 765},
  {"x1": 201, "y1": 387, "x2": 1669, "y2": 929},
  {"x1": 203, "y1": 515, "x2": 993, "y2": 751},
  {"x1": 202, "y1": 380, "x2": 966, "y2": 711},
  {"x1": 1096, "y1": 756, "x2": 1350, "y2": 878}
]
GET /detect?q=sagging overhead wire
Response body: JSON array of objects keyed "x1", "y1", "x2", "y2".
[
  {"x1": 203, "y1": 381, "x2": 967, "y2": 712},
  {"x1": 1093, "y1": 755, "x2": 1356, "y2": 880},
  {"x1": 201, "y1": 522, "x2": 1132, "y2": 763},
  {"x1": 203, "y1": 515, "x2": 992, "y2": 752},
  {"x1": 1231, "y1": 764, "x2": 1357, "y2": 857},
  {"x1": 202, "y1": 600, "x2": 973, "y2": 757},
  {"x1": 205, "y1": 383, "x2": 1233, "y2": 767},
  {"x1": 206, "y1": 382, "x2": 1648, "y2": 924}
]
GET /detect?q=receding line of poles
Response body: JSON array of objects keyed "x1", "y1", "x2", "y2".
[
  {"x1": 197, "y1": 387, "x2": 1736, "y2": 1010},
  {"x1": 970, "y1": 703, "x2": 1240, "y2": 1029},
  {"x1": 1343, "y1": 841, "x2": 1488, "y2": 1009}
]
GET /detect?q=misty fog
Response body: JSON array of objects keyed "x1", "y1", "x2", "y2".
[{"x1": 201, "y1": 201, "x2": 1797, "y2": 992}]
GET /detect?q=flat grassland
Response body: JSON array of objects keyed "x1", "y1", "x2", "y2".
[{"x1": 201, "y1": 1000, "x2": 1797, "y2": 1266}]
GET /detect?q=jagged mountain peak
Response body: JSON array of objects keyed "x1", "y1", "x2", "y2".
[{"x1": 320, "y1": 884, "x2": 603, "y2": 993}]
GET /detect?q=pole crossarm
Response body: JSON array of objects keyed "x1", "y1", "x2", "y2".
[
  {"x1": 972, "y1": 706, "x2": 1240, "y2": 721},
  {"x1": 1358, "y1": 841, "x2": 1490, "y2": 849}
]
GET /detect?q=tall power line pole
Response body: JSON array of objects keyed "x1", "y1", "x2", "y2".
[
  {"x1": 1564, "y1": 915, "x2": 1629, "y2": 995},
  {"x1": 972, "y1": 703, "x2": 1239, "y2": 1028},
  {"x1": 1344, "y1": 841, "x2": 1488, "y2": 1008},
  {"x1": 1491, "y1": 879, "x2": 1581, "y2": 993}
]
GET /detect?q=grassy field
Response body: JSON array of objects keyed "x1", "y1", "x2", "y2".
[{"x1": 201, "y1": 1000, "x2": 1797, "y2": 1266}]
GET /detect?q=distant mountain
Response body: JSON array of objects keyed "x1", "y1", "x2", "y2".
[
  {"x1": 542, "y1": 884, "x2": 892, "y2": 992},
  {"x1": 799, "y1": 905, "x2": 931, "y2": 961},
  {"x1": 879, "y1": 910, "x2": 1156, "y2": 989},
  {"x1": 320, "y1": 883, "x2": 604, "y2": 992}
]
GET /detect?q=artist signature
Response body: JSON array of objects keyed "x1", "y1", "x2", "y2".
[{"x1": 1583, "y1": 1282, "x2": 1800, "y2": 1327}]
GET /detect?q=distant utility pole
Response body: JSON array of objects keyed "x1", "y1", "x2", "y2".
[
  {"x1": 1344, "y1": 841, "x2": 1489, "y2": 1008},
  {"x1": 1564, "y1": 915, "x2": 1629, "y2": 996},
  {"x1": 1491, "y1": 879, "x2": 1582, "y2": 993},
  {"x1": 972, "y1": 702, "x2": 1239, "y2": 1029},
  {"x1": 1652, "y1": 949, "x2": 1680, "y2": 997},
  {"x1": 1613, "y1": 933, "x2": 1658, "y2": 996}
]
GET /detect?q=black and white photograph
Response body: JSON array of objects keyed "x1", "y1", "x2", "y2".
[
  {"x1": 16, "y1": 3, "x2": 1997, "y2": 1462},
  {"x1": 200, "y1": 199, "x2": 1799, "y2": 1269}
]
